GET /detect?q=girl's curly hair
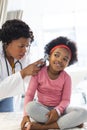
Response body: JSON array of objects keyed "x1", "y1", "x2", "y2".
[{"x1": 44, "y1": 36, "x2": 78, "y2": 66}]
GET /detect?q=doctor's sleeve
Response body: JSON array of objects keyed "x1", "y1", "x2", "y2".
[{"x1": 0, "y1": 72, "x2": 25, "y2": 99}]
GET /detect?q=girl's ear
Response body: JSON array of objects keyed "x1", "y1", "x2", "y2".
[
  {"x1": 44, "y1": 54, "x2": 49, "y2": 61},
  {"x1": 47, "y1": 55, "x2": 50, "y2": 61}
]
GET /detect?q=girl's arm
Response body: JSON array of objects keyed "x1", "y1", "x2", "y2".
[{"x1": 55, "y1": 76, "x2": 72, "y2": 115}]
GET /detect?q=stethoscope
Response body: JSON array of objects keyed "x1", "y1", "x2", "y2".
[
  {"x1": 5, "y1": 58, "x2": 22, "y2": 76},
  {"x1": 5, "y1": 57, "x2": 23, "y2": 76},
  {"x1": 3, "y1": 46, "x2": 22, "y2": 76}
]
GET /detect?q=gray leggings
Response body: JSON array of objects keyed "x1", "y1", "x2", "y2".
[{"x1": 26, "y1": 101, "x2": 87, "y2": 130}]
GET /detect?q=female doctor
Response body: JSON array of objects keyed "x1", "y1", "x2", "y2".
[{"x1": 0, "y1": 19, "x2": 45, "y2": 112}]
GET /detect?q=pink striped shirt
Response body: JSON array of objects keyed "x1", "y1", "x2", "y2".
[{"x1": 24, "y1": 66, "x2": 71, "y2": 115}]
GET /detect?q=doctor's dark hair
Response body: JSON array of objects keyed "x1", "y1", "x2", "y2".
[
  {"x1": 44, "y1": 36, "x2": 78, "y2": 66},
  {"x1": 0, "y1": 19, "x2": 34, "y2": 45}
]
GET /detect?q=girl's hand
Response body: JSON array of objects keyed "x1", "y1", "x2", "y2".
[{"x1": 45, "y1": 109, "x2": 59, "y2": 125}]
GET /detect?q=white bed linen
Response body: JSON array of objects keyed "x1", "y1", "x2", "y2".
[
  {"x1": 0, "y1": 112, "x2": 22, "y2": 130},
  {"x1": 0, "y1": 112, "x2": 87, "y2": 130}
]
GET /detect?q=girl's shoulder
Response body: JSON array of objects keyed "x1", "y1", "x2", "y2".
[
  {"x1": 38, "y1": 65, "x2": 47, "y2": 73},
  {"x1": 61, "y1": 70, "x2": 71, "y2": 80},
  {"x1": 36, "y1": 66, "x2": 47, "y2": 77}
]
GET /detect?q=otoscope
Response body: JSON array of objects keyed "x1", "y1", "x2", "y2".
[{"x1": 37, "y1": 54, "x2": 49, "y2": 67}]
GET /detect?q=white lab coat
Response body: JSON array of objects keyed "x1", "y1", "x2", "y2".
[{"x1": 0, "y1": 43, "x2": 30, "y2": 99}]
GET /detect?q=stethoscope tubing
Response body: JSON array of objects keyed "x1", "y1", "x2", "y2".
[
  {"x1": 5, "y1": 57, "x2": 22, "y2": 76},
  {"x1": 3, "y1": 45, "x2": 23, "y2": 76}
]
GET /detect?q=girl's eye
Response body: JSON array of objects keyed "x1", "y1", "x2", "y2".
[
  {"x1": 63, "y1": 58, "x2": 69, "y2": 62},
  {"x1": 54, "y1": 53, "x2": 59, "y2": 57}
]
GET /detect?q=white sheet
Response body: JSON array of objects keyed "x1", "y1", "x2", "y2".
[
  {"x1": 0, "y1": 112, "x2": 86, "y2": 130},
  {"x1": 0, "y1": 112, "x2": 22, "y2": 130}
]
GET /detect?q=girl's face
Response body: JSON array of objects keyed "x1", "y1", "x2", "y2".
[
  {"x1": 49, "y1": 47, "x2": 71, "y2": 73},
  {"x1": 6, "y1": 37, "x2": 30, "y2": 60}
]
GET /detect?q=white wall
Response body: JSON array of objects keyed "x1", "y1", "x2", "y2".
[
  {"x1": 7, "y1": 0, "x2": 24, "y2": 11},
  {"x1": 7, "y1": 0, "x2": 87, "y2": 64}
]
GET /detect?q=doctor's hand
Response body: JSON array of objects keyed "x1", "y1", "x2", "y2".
[
  {"x1": 45, "y1": 109, "x2": 59, "y2": 125},
  {"x1": 20, "y1": 59, "x2": 45, "y2": 78},
  {"x1": 21, "y1": 115, "x2": 30, "y2": 130}
]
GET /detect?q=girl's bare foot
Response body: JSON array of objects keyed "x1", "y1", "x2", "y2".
[
  {"x1": 22, "y1": 127, "x2": 27, "y2": 130},
  {"x1": 28, "y1": 122, "x2": 46, "y2": 130},
  {"x1": 26, "y1": 122, "x2": 32, "y2": 130},
  {"x1": 77, "y1": 123, "x2": 84, "y2": 128},
  {"x1": 26, "y1": 121, "x2": 59, "y2": 130}
]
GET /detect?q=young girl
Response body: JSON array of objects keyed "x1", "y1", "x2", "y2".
[{"x1": 21, "y1": 36, "x2": 87, "y2": 130}]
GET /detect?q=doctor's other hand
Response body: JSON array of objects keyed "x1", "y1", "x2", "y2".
[
  {"x1": 21, "y1": 115, "x2": 30, "y2": 130},
  {"x1": 20, "y1": 59, "x2": 45, "y2": 78}
]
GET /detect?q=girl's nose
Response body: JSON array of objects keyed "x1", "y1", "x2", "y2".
[{"x1": 58, "y1": 56, "x2": 62, "y2": 62}]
